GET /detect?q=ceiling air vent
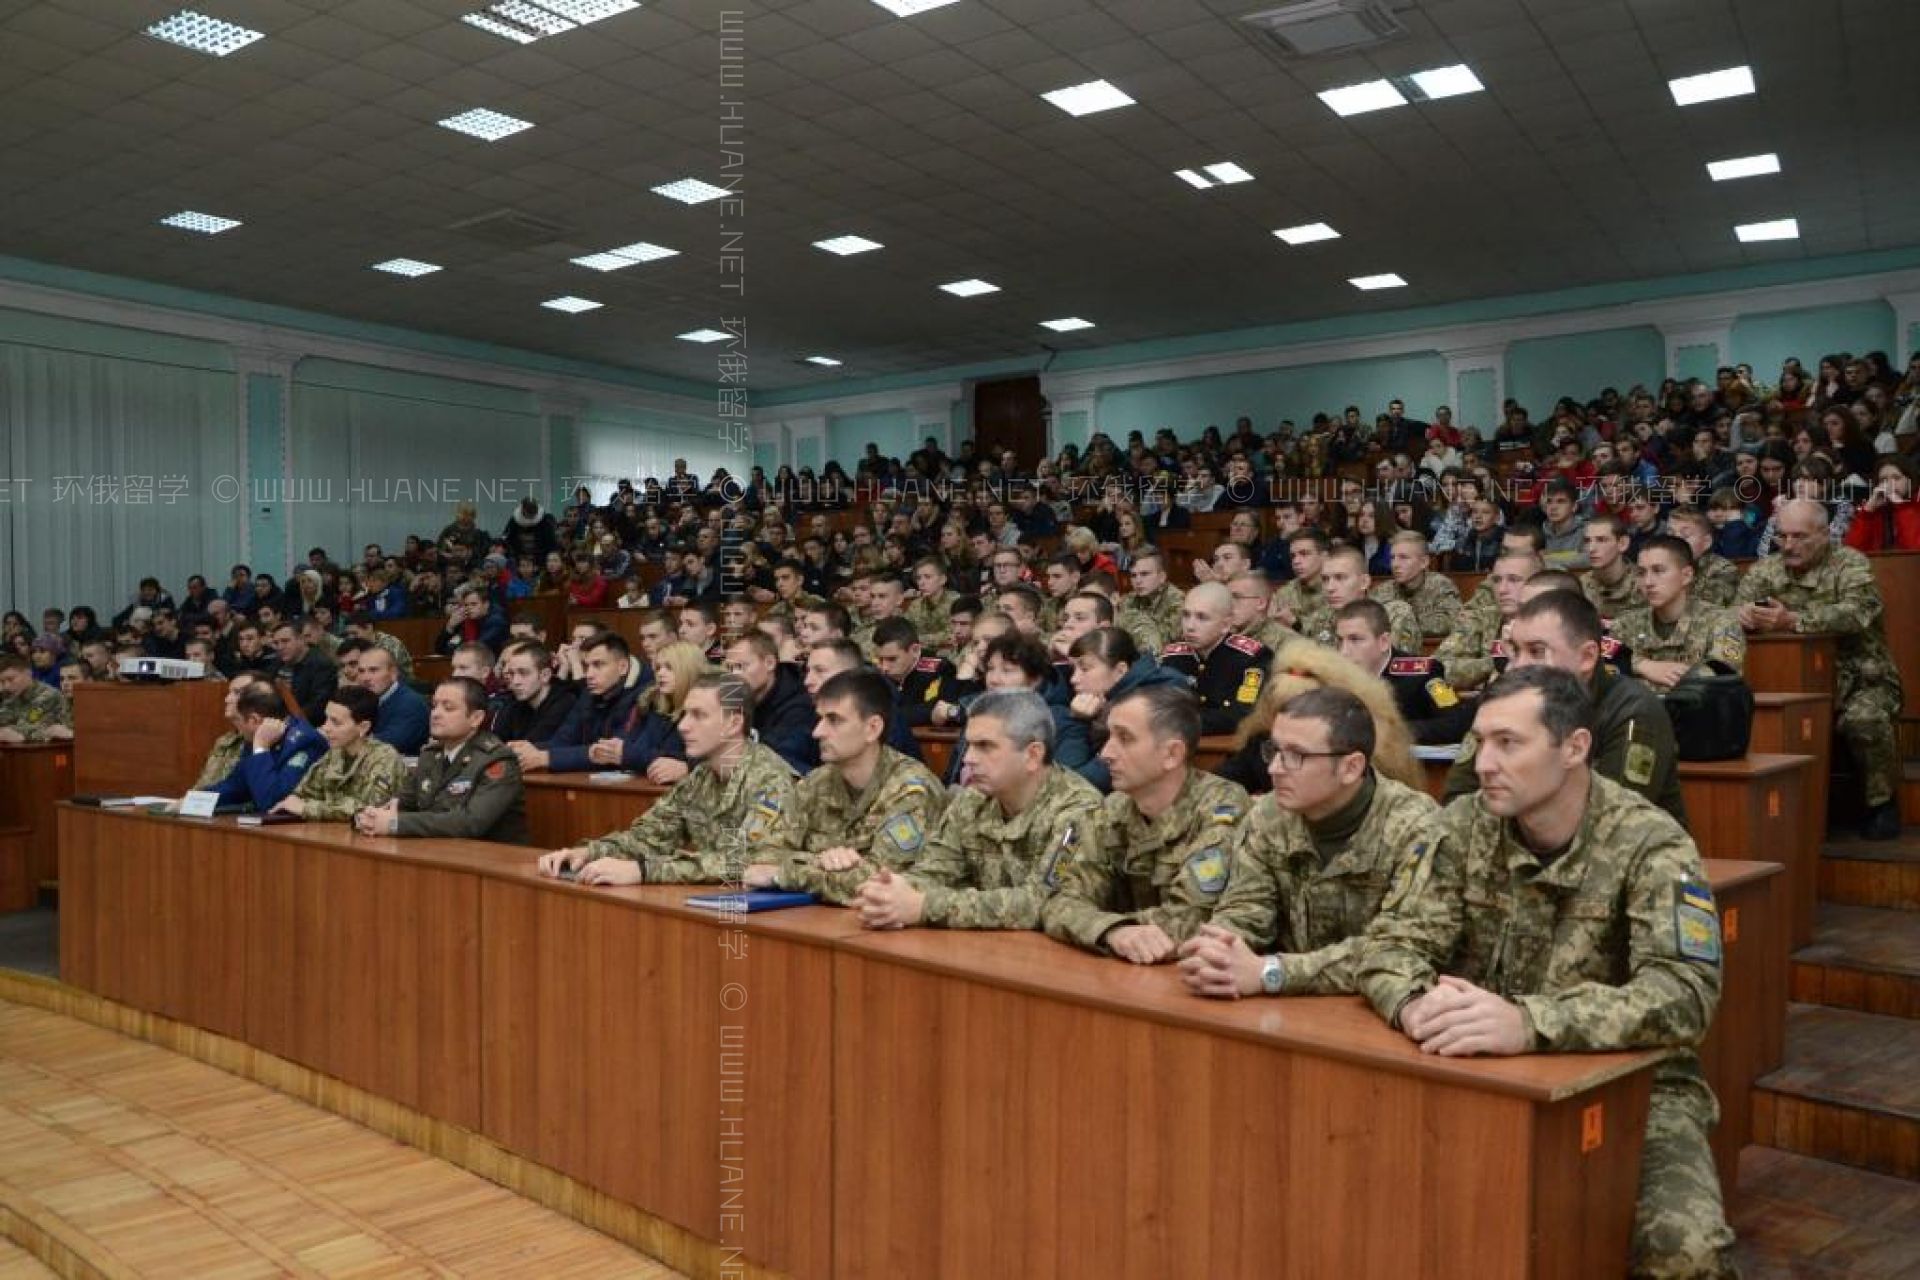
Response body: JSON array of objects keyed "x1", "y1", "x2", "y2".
[
  {"x1": 446, "y1": 208, "x2": 573, "y2": 249},
  {"x1": 1241, "y1": 0, "x2": 1409, "y2": 58}
]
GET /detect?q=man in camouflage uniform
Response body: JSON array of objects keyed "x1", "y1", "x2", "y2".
[
  {"x1": 1356, "y1": 665, "x2": 1734, "y2": 1279},
  {"x1": 1668, "y1": 508, "x2": 1741, "y2": 608},
  {"x1": 274, "y1": 684, "x2": 409, "y2": 819},
  {"x1": 0, "y1": 656, "x2": 72, "y2": 743},
  {"x1": 1371, "y1": 531, "x2": 1462, "y2": 638},
  {"x1": 1580, "y1": 515, "x2": 1646, "y2": 621},
  {"x1": 1738, "y1": 498, "x2": 1905, "y2": 839},
  {"x1": 355, "y1": 677, "x2": 526, "y2": 843},
  {"x1": 1225, "y1": 572, "x2": 1299, "y2": 655},
  {"x1": 1318, "y1": 546, "x2": 1419, "y2": 652},
  {"x1": 905, "y1": 556, "x2": 960, "y2": 654},
  {"x1": 1045, "y1": 684, "x2": 1250, "y2": 960},
  {"x1": 1614, "y1": 536, "x2": 1746, "y2": 689},
  {"x1": 194, "y1": 671, "x2": 258, "y2": 789},
  {"x1": 1272, "y1": 528, "x2": 1333, "y2": 638},
  {"x1": 1177, "y1": 686, "x2": 1440, "y2": 998},
  {"x1": 748, "y1": 669, "x2": 947, "y2": 904},
  {"x1": 1448, "y1": 590, "x2": 1685, "y2": 824},
  {"x1": 853, "y1": 688, "x2": 1102, "y2": 930},
  {"x1": 539, "y1": 673, "x2": 797, "y2": 884},
  {"x1": 1434, "y1": 551, "x2": 1538, "y2": 689},
  {"x1": 1118, "y1": 551, "x2": 1183, "y2": 654},
  {"x1": 764, "y1": 558, "x2": 825, "y2": 625},
  {"x1": 345, "y1": 614, "x2": 414, "y2": 679}
]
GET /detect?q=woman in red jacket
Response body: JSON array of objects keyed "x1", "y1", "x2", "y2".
[
  {"x1": 565, "y1": 553, "x2": 613, "y2": 608},
  {"x1": 1845, "y1": 454, "x2": 1920, "y2": 551}
]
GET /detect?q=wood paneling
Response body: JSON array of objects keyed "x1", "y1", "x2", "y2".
[
  {"x1": 1868, "y1": 551, "x2": 1920, "y2": 721},
  {"x1": 1749, "y1": 692, "x2": 1832, "y2": 840},
  {"x1": 0, "y1": 743, "x2": 72, "y2": 901},
  {"x1": 523, "y1": 773, "x2": 663, "y2": 849},
  {"x1": 71, "y1": 681, "x2": 228, "y2": 796},
  {"x1": 1699, "y1": 860, "x2": 1788, "y2": 1198},
  {"x1": 1679, "y1": 754, "x2": 1815, "y2": 947},
  {"x1": 1744, "y1": 634, "x2": 1837, "y2": 698}
]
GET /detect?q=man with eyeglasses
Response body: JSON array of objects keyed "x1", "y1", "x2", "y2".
[
  {"x1": 1175, "y1": 685, "x2": 1439, "y2": 999},
  {"x1": 1225, "y1": 572, "x2": 1297, "y2": 654}
]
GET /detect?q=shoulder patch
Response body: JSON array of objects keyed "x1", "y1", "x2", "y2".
[
  {"x1": 286, "y1": 752, "x2": 310, "y2": 770},
  {"x1": 1624, "y1": 738, "x2": 1657, "y2": 787},
  {"x1": 484, "y1": 760, "x2": 508, "y2": 781},
  {"x1": 1223, "y1": 633, "x2": 1266, "y2": 657},
  {"x1": 752, "y1": 790, "x2": 783, "y2": 816},
  {"x1": 1210, "y1": 804, "x2": 1241, "y2": 826},
  {"x1": 1041, "y1": 820, "x2": 1081, "y2": 890},
  {"x1": 882, "y1": 813, "x2": 924, "y2": 854},
  {"x1": 1600, "y1": 635, "x2": 1623, "y2": 659},
  {"x1": 1426, "y1": 677, "x2": 1459, "y2": 709},
  {"x1": 914, "y1": 656, "x2": 943, "y2": 673},
  {"x1": 1235, "y1": 667, "x2": 1264, "y2": 704},
  {"x1": 1387, "y1": 656, "x2": 1437, "y2": 676},
  {"x1": 1676, "y1": 875, "x2": 1721, "y2": 964},
  {"x1": 1184, "y1": 847, "x2": 1230, "y2": 896},
  {"x1": 898, "y1": 777, "x2": 929, "y2": 797}
]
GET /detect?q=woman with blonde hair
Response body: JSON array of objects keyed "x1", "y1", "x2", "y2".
[
  {"x1": 1214, "y1": 639, "x2": 1421, "y2": 795},
  {"x1": 617, "y1": 640, "x2": 710, "y2": 782}
]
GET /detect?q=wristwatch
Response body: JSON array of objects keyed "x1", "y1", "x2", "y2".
[{"x1": 1259, "y1": 955, "x2": 1284, "y2": 996}]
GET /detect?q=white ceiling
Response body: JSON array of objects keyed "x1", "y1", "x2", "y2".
[{"x1": 0, "y1": 0, "x2": 1913, "y2": 392}]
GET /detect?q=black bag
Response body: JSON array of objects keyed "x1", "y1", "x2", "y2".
[{"x1": 1664, "y1": 666, "x2": 1753, "y2": 761}]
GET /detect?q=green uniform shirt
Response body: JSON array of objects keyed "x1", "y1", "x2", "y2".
[
  {"x1": 586, "y1": 739, "x2": 797, "y2": 883},
  {"x1": 1371, "y1": 572, "x2": 1463, "y2": 638},
  {"x1": 1433, "y1": 597, "x2": 1508, "y2": 690},
  {"x1": 396, "y1": 732, "x2": 527, "y2": 844},
  {"x1": 765, "y1": 747, "x2": 948, "y2": 903},
  {"x1": 1121, "y1": 584, "x2": 1184, "y2": 652},
  {"x1": 909, "y1": 765, "x2": 1104, "y2": 929},
  {"x1": 1613, "y1": 598, "x2": 1747, "y2": 678},
  {"x1": 1582, "y1": 565, "x2": 1645, "y2": 620},
  {"x1": 294, "y1": 739, "x2": 410, "y2": 820},
  {"x1": 1692, "y1": 554, "x2": 1741, "y2": 608},
  {"x1": 1276, "y1": 578, "x2": 1331, "y2": 639},
  {"x1": 0, "y1": 682, "x2": 70, "y2": 742},
  {"x1": 904, "y1": 589, "x2": 958, "y2": 653}
]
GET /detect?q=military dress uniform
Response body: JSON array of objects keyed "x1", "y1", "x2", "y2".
[
  {"x1": 583, "y1": 739, "x2": 797, "y2": 882},
  {"x1": 1692, "y1": 553, "x2": 1741, "y2": 608},
  {"x1": 1378, "y1": 653, "x2": 1473, "y2": 743},
  {"x1": 1355, "y1": 778, "x2": 1734, "y2": 1278},
  {"x1": 1206, "y1": 775, "x2": 1440, "y2": 993},
  {"x1": 1737, "y1": 544, "x2": 1904, "y2": 807},
  {"x1": 292, "y1": 740, "x2": 410, "y2": 820},
  {"x1": 395, "y1": 732, "x2": 527, "y2": 843},
  {"x1": 765, "y1": 747, "x2": 948, "y2": 904},
  {"x1": 1612, "y1": 599, "x2": 1747, "y2": 679},
  {"x1": 1371, "y1": 572, "x2": 1463, "y2": 638},
  {"x1": 895, "y1": 655, "x2": 956, "y2": 728},
  {"x1": 1044, "y1": 769, "x2": 1250, "y2": 952},
  {"x1": 1581, "y1": 566, "x2": 1645, "y2": 620},
  {"x1": 1447, "y1": 665, "x2": 1685, "y2": 823},
  {"x1": 904, "y1": 588, "x2": 958, "y2": 653},
  {"x1": 1275, "y1": 577, "x2": 1331, "y2": 638},
  {"x1": 0, "y1": 682, "x2": 69, "y2": 741},
  {"x1": 1159, "y1": 633, "x2": 1271, "y2": 735},
  {"x1": 194, "y1": 730, "x2": 247, "y2": 789},
  {"x1": 907, "y1": 764, "x2": 1103, "y2": 929}
]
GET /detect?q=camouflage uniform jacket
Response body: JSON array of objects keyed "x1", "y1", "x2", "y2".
[
  {"x1": 0, "y1": 682, "x2": 70, "y2": 742},
  {"x1": 1692, "y1": 553, "x2": 1741, "y2": 608},
  {"x1": 766, "y1": 747, "x2": 948, "y2": 904},
  {"x1": 1275, "y1": 577, "x2": 1332, "y2": 638},
  {"x1": 1612, "y1": 598, "x2": 1747, "y2": 677},
  {"x1": 1121, "y1": 584, "x2": 1184, "y2": 650},
  {"x1": 1371, "y1": 572, "x2": 1463, "y2": 637},
  {"x1": 908, "y1": 765, "x2": 1104, "y2": 929},
  {"x1": 1581, "y1": 565, "x2": 1645, "y2": 620},
  {"x1": 585, "y1": 739, "x2": 797, "y2": 883},
  {"x1": 1736, "y1": 545, "x2": 1902, "y2": 704},
  {"x1": 905, "y1": 589, "x2": 958, "y2": 652},
  {"x1": 195, "y1": 730, "x2": 247, "y2": 789},
  {"x1": 1314, "y1": 597, "x2": 1418, "y2": 654},
  {"x1": 294, "y1": 739, "x2": 410, "y2": 821}
]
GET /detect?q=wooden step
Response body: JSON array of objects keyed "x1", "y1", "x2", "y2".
[
  {"x1": 1753, "y1": 1005, "x2": 1920, "y2": 1180},
  {"x1": 1731, "y1": 1146, "x2": 1920, "y2": 1274},
  {"x1": 1791, "y1": 904, "x2": 1920, "y2": 1018},
  {"x1": 1823, "y1": 830, "x2": 1920, "y2": 911}
]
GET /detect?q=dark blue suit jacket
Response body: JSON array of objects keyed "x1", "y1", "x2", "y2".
[
  {"x1": 373, "y1": 682, "x2": 430, "y2": 755},
  {"x1": 210, "y1": 717, "x2": 327, "y2": 811}
]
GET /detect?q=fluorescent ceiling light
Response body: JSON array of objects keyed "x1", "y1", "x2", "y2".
[
  {"x1": 1042, "y1": 79, "x2": 1135, "y2": 117},
  {"x1": 1707, "y1": 153, "x2": 1781, "y2": 181},
  {"x1": 533, "y1": 0, "x2": 639, "y2": 22},
  {"x1": 940, "y1": 278, "x2": 999, "y2": 297},
  {"x1": 439, "y1": 108, "x2": 534, "y2": 141},
  {"x1": 1669, "y1": 66, "x2": 1755, "y2": 106},
  {"x1": 805, "y1": 356, "x2": 843, "y2": 367},
  {"x1": 1409, "y1": 64, "x2": 1483, "y2": 100},
  {"x1": 1318, "y1": 78, "x2": 1407, "y2": 116},
  {"x1": 160, "y1": 210, "x2": 241, "y2": 234},
  {"x1": 1178, "y1": 162, "x2": 1255, "y2": 189},
  {"x1": 570, "y1": 241, "x2": 678, "y2": 271},
  {"x1": 814, "y1": 234, "x2": 883, "y2": 256},
  {"x1": 542, "y1": 296, "x2": 602, "y2": 312},
  {"x1": 1735, "y1": 218, "x2": 1798, "y2": 243},
  {"x1": 870, "y1": 0, "x2": 962, "y2": 13},
  {"x1": 1274, "y1": 222, "x2": 1340, "y2": 245},
  {"x1": 1349, "y1": 273, "x2": 1408, "y2": 290},
  {"x1": 1175, "y1": 168, "x2": 1210, "y2": 190},
  {"x1": 1041, "y1": 317, "x2": 1094, "y2": 332},
  {"x1": 678, "y1": 328, "x2": 732, "y2": 343},
  {"x1": 145, "y1": 10, "x2": 264, "y2": 57},
  {"x1": 371, "y1": 258, "x2": 441, "y2": 276},
  {"x1": 652, "y1": 178, "x2": 730, "y2": 205},
  {"x1": 461, "y1": 13, "x2": 539, "y2": 42},
  {"x1": 490, "y1": 0, "x2": 574, "y2": 35}
]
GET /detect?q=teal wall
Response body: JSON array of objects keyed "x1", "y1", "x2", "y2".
[
  {"x1": 1506, "y1": 327, "x2": 1664, "y2": 418},
  {"x1": 1731, "y1": 301, "x2": 1897, "y2": 378},
  {"x1": 1054, "y1": 409, "x2": 1089, "y2": 449},
  {"x1": 1093, "y1": 352, "x2": 1447, "y2": 438},
  {"x1": 244, "y1": 372, "x2": 287, "y2": 575},
  {"x1": 828, "y1": 409, "x2": 915, "y2": 464},
  {"x1": 1455, "y1": 368, "x2": 1497, "y2": 433}
]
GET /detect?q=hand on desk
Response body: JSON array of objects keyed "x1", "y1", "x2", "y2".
[
  {"x1": 816, "y1": 846, "x2": 862, "y2": 873},
  {"x1": 353, "y1": 801, "x2": 398, "y2": 836},
  {"x1": 537, "y1": 846, "x2": 589, "y2": 876},
  {"x1": 741, "y1": 862, "x2": 779, "y2": 888},
  {"x1": 578, "y1": 857, "x2": 642, "y2": 887},
  {"x1": 271, "y1": 795, "x2": 306, "y2": 816},
  {"x1": 646, "y1": 758, "x2": 689, "y2": 785},
  {"x1": 1175, "y1": 924, "x2": 1257, "y2": 992},
  {"x1": 587, "y1": 738, "x2": 625, "y2": 767},
  {"x1": 508, "y1": 741, "x2": 550, "y2": 772},
  {"x1": 1400, "y1": 975, "x2": 1529, "y2": 1057},
  {"x1": 853, "y1": 868, "x2": 924, "y2": 929},
  {"x1": 1736, "y1": 600, "x2": 1797, "y2": 634},
  {"x1": 1107, "y1": 923, "x2": 1178, "y2": 967}
]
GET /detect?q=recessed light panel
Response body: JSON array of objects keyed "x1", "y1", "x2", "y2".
[
  {"x1": 1350, "y1": 273, "x2": 1408, "y2": 290},
  {"x1": 1735, "y1": 218, "x2": 1798, "y2": 243},
  {"x1": 1669, "y1": 66, "x2": 1755, "y2": 106},
  {"x1": 1041, "y1": 317, "x2": 1094, "y2": 332},
  {"x1": 814, "y1": 235, "x2": 883, "y2": 256},
  {"x1": 940, "y1": 279, "x2": 1000, "y2": 297},
  {"x1": 1707, "y1": 153, "x2": 1781, "y2": 181},
  {"x1": 542, "y1": 296, "x2": 602, "y2": 312},
  {"x1": 1410, "y1": 64, "x2": 1484, "y2": 100},
  {"x1": 160, "y1": 210, "x2": 241, "y2": 234},
  {"x1": 145, "y1": 10, "x2": 264, "y2": 57},
  {"x1": 1317, "y1": 79, "x2": 1407, "y2": 116},
  {"x1": 372, "y1": 259, "x2": 442, "y2": 276},
  {"x1": 652, "y1": 178, "x2": 731, "y2": 205},
  {"x1": 438, "y1": 108, "x2": 534, "y2": 141},
  {"x1": 1042, "y1": 79, "x2": 1135, "y2": 117}
]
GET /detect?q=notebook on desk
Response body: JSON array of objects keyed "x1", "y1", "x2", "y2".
[{"x1": 683, "y1": 890, "x2": 817, "y2": 913}]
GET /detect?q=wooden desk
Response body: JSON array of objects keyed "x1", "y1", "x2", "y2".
[
  {"x1": 1869, "y1": 550, "x2": 1920, "y2": 721},
  {"x1": 1744, "y1": 633, "x2": 1837, "y2": 698},
  {"x1": 58, "y1": 805, "x2": 846, "y2": 1278},
  {"x1": 912, "y1": 727, "x2": 959, "y2": 781},
  {"x1": 1679, "y1": 754, "x2": 1815, "y2": 947},
  {"x1": 522, "y1": 772, "x2": 665, "y2": 848},
  {"x1": 833, "y1": 929, "x2": 1659, "y2": 1279},
  {"x1": 1749, "y1": 691, "x2": 1833, "y2": 843},
  {"x1": 1699, "y1": 859, "x2": 1788, "y2": 1200},
  {"x1": 413, "y1": 655, "x2": 451, "y2": 684},
  {"x1": 379, "y1": 616, "x2": 445, "y2": 660},
  {"x1": 72, "y1": 680, "x2": 227, "y2": 796},
  {"x1": 567, "y1": 607, "x2": 645, "y2": 651},
  {"x1": 0, "y1": 742, "x2": 74, "y2": 907},
  {"x1": 1194, "y1": 733, "x2": 1237, "y2": 773}
]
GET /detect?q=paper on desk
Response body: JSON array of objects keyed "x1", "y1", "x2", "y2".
[{"x1": 1413, "y1": 744, "x2": 1462, "y2": 762}]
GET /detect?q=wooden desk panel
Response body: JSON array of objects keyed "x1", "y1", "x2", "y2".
[
  {"x1": 1699, "y1": 860, "x2": 1787, "y2": 1200},
  {"x1": 523, "y1": 774, "x2": 664, "y2": 848},
  {"x1": 1744, "y1": 634, "x2": 1837, "y2": 698},
  {"x1": 0, "y1": 743, "x2": 74, "y2": 904},
  {"x1": 1749, "y1": 692, "x2": 1833, "y2": 846},
  {"x1": 72, "y1": 681, "x2": 228, "y2": 796},
  {"x1": 1869, "y1": 551, "x2": 1920, "y2": 721},
  {"x1": 379, "y1": 617, "x2": 446, "y2": 659},
  {"x1": 1194, "y1": 734, "x2": 1236, "y2": 774},
  {"x1": 833, "y1": 931, "x2": 1656, "y2": 1280},
  {"x1": 912, "y1": 729, "x2": 959, "y2": 781},
  {"x1": 1679, "y1": 755, "x2": 1815, "y2": 947},
  {"x1": 567, "y1": 608, "x2": 646, "y2": 651}
]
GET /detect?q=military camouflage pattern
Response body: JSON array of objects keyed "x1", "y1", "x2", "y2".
[
  {"x1": 1275, "y1": 577, "x2": 1332, "y2": 639},
  {"x1": 1371, "y1": 572, "x2": 1463, "y2": 637},
  {"x1": 1738, "y1": 544, "x2": 1904, "y2": 806},
  {"x1": 194, "y1": 730, "x2": 247, "y2": 790},
  {"x1": 370, "y1": 629, "x2": 415, "y2": 679},
  {"x1": 395, "y1": 732, "x2": 528, "y2": 843},
  {"x1": 586, "y1": 739, "x2": 797, "y2": 882},
  {"x1": 904, "y1": 589, "x2": 958, "y2": 653},
  {"x1": 1238, "y1": 618, "x2": 1301, "y2": 656},
  {"x1": 0, "y1": 682, "x2": 69, "y2": 742},
  {"x1": 1433, "y1": 598, "x2": 1508, "y2": 690},
  {"x1": 1207, "y1": 775, "x2": 1440, "y2": 992},
  {"x1": 1582, "y1": 566, "x2": 1645, "y2": 620},
  {"x1": 764, "y1": 591, "x2": 826, "y2": 624},
  {"x1": 1121, "y1": 584, "x2": 1184, "y2": 652},
  {"x1": 1355, "y1": 777, "x2": 1732, "y2": 1279},
  {"x1": 765, "y1": 746, "x2": 948, "y2": 903},
  {"x1": 1691, "y1": 553, "x2": 1741, "y2": 608},
  {"x1": 1114, "y1": 610, "x2": 1166, "y2": 659},
  {"x1": 293, "y1": 739, "x2": 410, "y2": 820},
  {"x1": 1317, "y1": 597, "x2": 1418, "y2": 654},
  {"x1": 1612, "y1": 599, "x2": 1747, "y2": 677},
  {"x1": 908, "y1": 764, "x2": 1103, "y2": 929},
  {"x1": 1043, "y1": 769, "x2": 1250, "y2": 951}
]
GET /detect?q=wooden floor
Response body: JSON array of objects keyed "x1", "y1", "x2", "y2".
[
  {"x1": 1734, "y1": 1147, "x2": 1920, "y2": 1277},
  {"x1": 0, "y1": 1241, "x2": 55, "y2": 1279},
  {"x1": 0, "y1": 999, "x2": 677, "y2": 1279}
]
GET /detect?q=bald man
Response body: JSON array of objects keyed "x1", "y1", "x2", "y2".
[{"x1": 1160, "y1": 582, "x2": 1268, "y2": 735}]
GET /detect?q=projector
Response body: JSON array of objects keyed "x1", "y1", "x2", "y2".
[{"x1": 117, "y1": 656, "x2": 207, "y2": 682}]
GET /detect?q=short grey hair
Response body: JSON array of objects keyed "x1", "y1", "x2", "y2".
[{"x1": 967, "y1": 688, "x2": 1056, "y2": 762}]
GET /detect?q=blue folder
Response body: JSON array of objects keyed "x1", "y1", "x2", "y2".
[{"x1": 683, "y1": 890, "x2": 817, "y2": 912}]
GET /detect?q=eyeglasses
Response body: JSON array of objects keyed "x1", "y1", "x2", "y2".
[{"x1": 1259, "y1": 740, "x2": 1352, "y2": 771}]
